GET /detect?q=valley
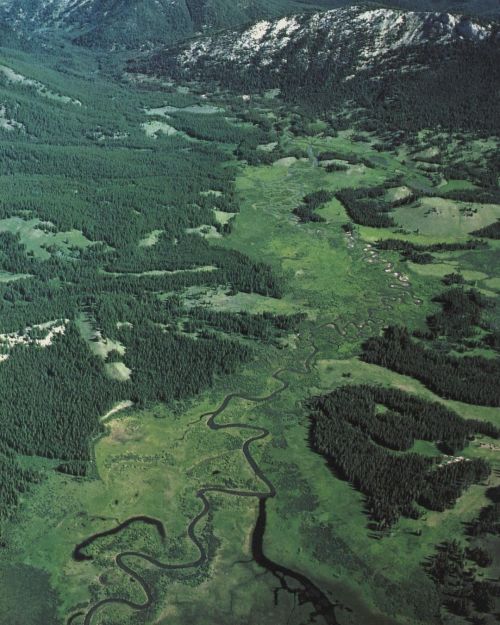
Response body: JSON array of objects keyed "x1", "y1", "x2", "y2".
[{"x1": 0, "y1": 3, "x2": 498, "y2": 625}]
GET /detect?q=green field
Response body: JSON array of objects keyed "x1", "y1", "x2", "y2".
[{"x1": 0, "y1": 43, "x2": 498, "y2": 625}]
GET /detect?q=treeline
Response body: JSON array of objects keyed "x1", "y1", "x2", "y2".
[
  {"x1": 138, "y1": 34, "x2": 500, "y2": 134},
  {"x1": 90, "y1": 292, "x2": 171, "y2": 337},
  {"x1": 362, "y1": 326, "x2": 500, "y2": 406},
  {"x1": 423, "y1": 286, "x2": 500, "y2": 354},
  {"x1": 467, "y1": 485, "x2": 500, "y2": 538},
  {"x1": 336, "y1": 186, "x2": 398, "y2": 228},
  {"x1": 0, "y1": 317, "x2": 255, "y2": 486},
  {"x1": 425, "y1": 540, "x2": 500, "y2": 618},
  {"x1": 317, "y1": 150, "x2": 374, "y2": 170},
  {"x1": 235, "y1": 140, "x2": 277, "y2": 165},
  {"x1": 442, "y1": 151, "x2": 500, "y2": 189},
  {"x1": 425, "y1": 486, "x2": 500, "y2": 619},
  {"x1": 184, "y1": 309, "x2": 306, "y2": 341},
  {"x1": 0, "y1": 325, "x2": 119, "y2": 465},
  {"x1": 425, "y1": 288, "x2": 488, "y2": 341},
  {"x1": 310, "y1": 385, "x2": 497, "y2": 455},
  {"x1": 0, "y1": 58, "x2": 293, "y2": 525},
  {"x1": 0, "y1": 138, "x2": 243, "y2": 249},
  {"x1": 118, "y1": 322, "x2": 252, "y2": 404},
  {"x1": 375, "y1": 238, "x2": 487, "y2": 264},
  {"x1": 443, "y1": 188, "x2": 500, "y2": 205},
  {"x1": 309, "y1": 385, "x2": 492, "y2": 527},
  {"x1": 0, "y1": 280, "x2": 76, "y2": 334},
  {"x1": 169, "y1": 111, "x2": 268, "y2": 144},
  {"x1": 375, "y1": 238, "x2": 486, "y2": 254},
  {"x1": 0, "y1": 441, "x2": 40, "y2": 520},
  {"x1": 293, "y1": 190, "x2": 333, "y2": 223},
  {"x1": 472, "y1": 219, "x2": 500, "y2": 240}
]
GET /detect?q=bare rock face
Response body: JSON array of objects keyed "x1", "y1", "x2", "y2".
[{"x1": 140, "y1": 6, "x2": 496, "y2": 79}]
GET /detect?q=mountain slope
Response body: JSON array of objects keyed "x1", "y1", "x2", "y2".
[
  {"x1": 139, "y1": 7, "x2": 494, "y2": 79},
  {"x1": 132, "y1": 6, "x2": 500, "y2": 133},
  {"x1": 315, "y1": 0, "x2": 500, "y2": 18},
  {"x1": 0, "y1": 0, "x2": 321, "y2": 49}
]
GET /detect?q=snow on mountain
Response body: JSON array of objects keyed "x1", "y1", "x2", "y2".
[
  {"x1": 0, "y1": 0, "x2": 310, "y2": 49},
  {"x1": 169, "y1": 6, "x2": 494, "y2": 75}
]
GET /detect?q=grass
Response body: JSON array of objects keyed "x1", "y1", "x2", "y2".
[
  {"x1": 0, "y1": 269, "x2": 31, "y2": 282},
  {"x1": 393, "y1": 197, "x2": 500, "y2": 238},
  {"x1": 213, "y1": 210, "x2": 236, "y2": 225},
  {"x1": 0, "y1": 216, "x2": 93, "y2": 259},
  {"x1": 437, "y1": 179, "x2": 477, "y2": 192},
  {"x1": 1, "y1": 84, "x2": 499, "y2": 625},
  {"x1": 0, "y1": 563, "x2": 60, "y2": 625},
  {"x1": 484, "y1": 277, "x2": 500, "y2": 291},
  {"x1": 138, "y1": 229, "x2": 163, "y2": 247},
  {"x1": 141, "y1": 121, "x2": 179, "y2": 138},
  {"x1": 2, "y1": 384, "x2": 287, "y2": 621},
  {"x1": 144, "y1": 104, "x2": 222, "y2": 116},
  {"x1": 76, "y1": 312, "x2": 126, "y2": 360},
  {"x1": 0, "y1": 63, "x2": 81, "y2": 105},
  {"x1": 105, "y1": 361, "x2": 132, "y2": 381},
  {"x1": 406, "y1": 261, "x2": 490, "y2": 282},
  {"x1": 182, "y1": 286, "x2": 305, "y2": 315}
]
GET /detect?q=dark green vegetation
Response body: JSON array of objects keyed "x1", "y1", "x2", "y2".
[
  {"x1": 362, "y1": 283, "x2": 500, "y2": 405},
  {"x1": 425, "y1": 538, "x2": 500, "y2": 619},
  {"x1": 0, "y1": 6, "x2": 498, "y2": 625},
  {"x1": 337, "y1": 186, "x2": 398, "y2": 227},
  {"x1": 0, "y1": 47, "x2": 300, "y2": 523},
  {"x1": 293, "y1": 190, "x2": 333, "y2": 223},
  {"x1": 375, "y1": 239, "x2": 487, "y2": 264},
  {"x1": 362, "y1": 326, "x2": 500, "y2": 405},
  {"x1": 310, "y1": 385, "x2": 496, "y2": 527},
  {"x1": 0, "y1": 563, "x2": 60, "y2": 625},
  {"x1": 424, "y1": 481, "x2": 500, "y2": 623},
  {"x1": 473, "y1": 219, "x2": 500, "y2": 239},
  {"x1": 0, "y1": 0, "x2": 325, "y2": 50},
  {"x1": 137, "y1": 9, "x2": 500, "y2": 136},
  {"x1": 425, "y1": 287, "x2": 489, "y2": 340}
]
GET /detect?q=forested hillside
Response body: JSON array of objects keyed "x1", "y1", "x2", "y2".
[
  {"x1": 0, "y1": 0, "x2": 323, "y2": 49},
  {"x1": 0, "y1": 48, "x2": 299, "y2": 524},
  {"x1": 133, "y1": 7, "x2": 500, "y2": 133}
]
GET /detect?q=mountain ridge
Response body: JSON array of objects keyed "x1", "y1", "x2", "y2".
[
  {"x1": 0, "y1": 0, "x2": 328, "y2": 49},
  {"x1": 0, "y1": 0, "x2": 497, "y2": 50},
  {"x1": 130, "y1": 5, "x2": 499, "y2": 133}
]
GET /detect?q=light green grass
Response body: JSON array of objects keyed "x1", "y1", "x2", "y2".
[
  {"x1": 484, "y1": 277, "x2": 500, "y2": 291},
  {"x1": 0, "y1": 216, "x2": 93, "y2": 259},
  {"x1": 407, "y1": 261, "x2": 489, "y2": 282},
  {"x1": 393, "y1": 197, "x2": 500, "y2": 238},
  {"x1": 141, "y1": 120, "x2": 179, "y2": 138},
  {"x1": 105, "y1": 361, "x2": 132, "y2": 381},
  {"x1": 138, "y1": 229, "x2": 163, "y2": 247},
  {"x1": 213, "y1": 210, "x2": 236, "y2": 225},
  {"x1": 0, "y1": 270, "x2": 31, "y2": 282}
]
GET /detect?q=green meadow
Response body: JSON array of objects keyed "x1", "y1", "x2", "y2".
[{"x1": 0, "y1": 54, "x2": 498, "y2": 625}]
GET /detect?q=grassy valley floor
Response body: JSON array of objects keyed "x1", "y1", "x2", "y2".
[{"x1": 0, "y1": 63, "x2": 499, "y2": 625}]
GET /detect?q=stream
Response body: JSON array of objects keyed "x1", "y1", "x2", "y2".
[{"x1": 70, "y1": 222, "x2": 420, "y2": 625}]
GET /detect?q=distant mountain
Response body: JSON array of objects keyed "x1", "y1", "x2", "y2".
[
  {"x1": 132, "y1": 6, "x2": 499, "y2": 133},
  {"x1": 0, "y1": 16, "x2": 26, "y2": 49},
  {"x1": 0, "y1": 0, "x2": 496, "y2": 50},
  {"x1": 143, "y1": 7, "x2": 494, "y2": 76},
  {"x1": 0, "y1": 0, "x2": 324, "y2": 49},
  {"x1": 315, "y1": 0, "x2": 500, "y2": 18}
]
